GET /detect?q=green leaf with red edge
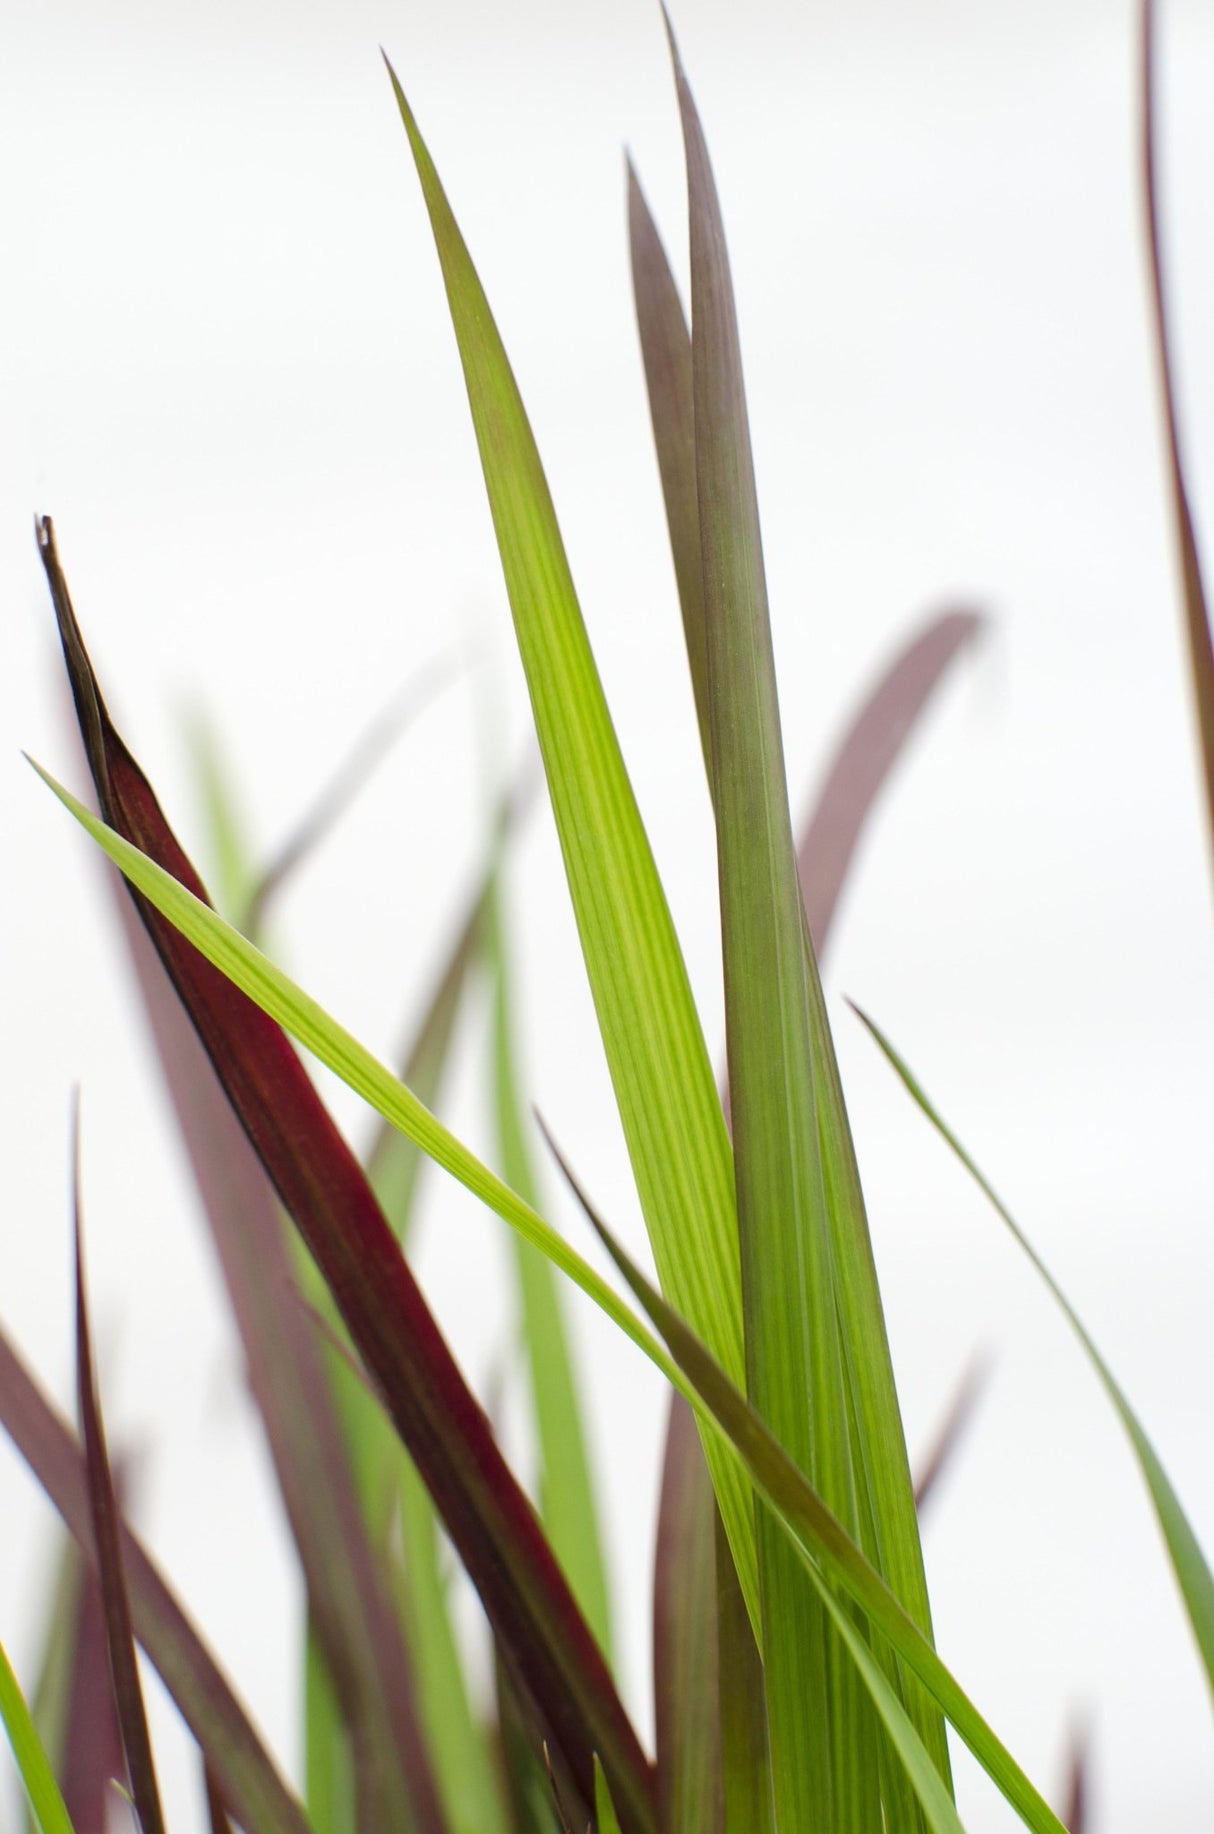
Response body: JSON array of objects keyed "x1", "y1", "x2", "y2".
[
  {"x1": 854, "y1": 1002, "x2": 1214, "y2": 1710},
  {"x1": 1142, "y1": 0, "x2": 1214, "y2": 884},
  {"x1": 0, "y1": 1636, "x2": 75, "y2": 1834},
  {"x1": 383, "y1": 56, "x2": 755, "y2": 1630},
  {"x1": 72, "y1": 1115, "x2": 166, "y2": 1834},
  {"x1": 652, "y1": 1398, "x2": 722, "y2": 1834},
  {"x1": 35, "y1": 518, "x2": 655, "y2": 1834},
  {"x1": 112, "y1": 844, "x2": 447, "y2": 1834},
  {"x1": 0, "y1": 1327, "x2": 312, "y2": 1834}
]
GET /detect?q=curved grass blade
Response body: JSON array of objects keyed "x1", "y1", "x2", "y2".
[
  {"x1": 652, "y1": 1398, "x2": 722, "y2": 1834},
  {"x1": 488, "y1": 875, "x2": 612, "y2": 1660},
  {"x1": 0, "y1": 1638, "x2": 75, "y2": 1834},
  {"x1": 72, "y1": 1113, "x2": 166, "y2": 1834},
  {"x1": 0, "y1": 1329, "x2": 312, "y2": 1834},
  {"x1": 113, "y1": 877, "x2": 447, "y2": 1834},
  {"x1": 35, "y1": 521, "x2": 655, "y2": 1834},
  {"x1": 384, "y1": 58, "x2": 754, "y2": 1624},
  {"x1": 853, "y1": 1003, "x2": 1214, "y2": 1708},
  {"x1": 540, "y1": 1125, "x2": 1067, "y2": 1834},
  {"x1": 1141, "y1": 0, "x2": 1214, "y2": 881},
  {"x1": 795, "y1": 611, "x2": 983, "y2": 958}
]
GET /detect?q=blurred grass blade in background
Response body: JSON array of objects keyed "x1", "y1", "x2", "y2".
[
  {"x1": 1141, "y1": 0, "x2": 1214, "y2": 882},
  {"x1": 71, "y1": 1124, "x2": 166, "y2": 1834},
  {"x1": 384, "y1": 58, "x2": 757, "y2": 1628},
  {"x1": 0, "y1": 1638, "x2": 75, "y2": 1834},
  {"x1": 911, "y1": 1357, "x2": 989, "y2": 1516},
  {"x1": 854, "y1": 1003, "x2": 1214, "y2": 1708}
]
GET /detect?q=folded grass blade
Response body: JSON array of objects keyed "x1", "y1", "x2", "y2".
[
  {"x1": 1141, "y1": 0, "x2": 1214, "y2": 880},
  {"x1": 854, "y1": 1003, "x2": 1214, "y2": 1708},
  {"x1": 652, "y1": 1398, "x2": 722, "y2": 1834},
  {"x1": 543, "y1": 1129, "x2": 1066, "y2": 1834},
  {"x1": 488, "y1": 875, "x2": 612, "y2": 1660},
  {"x1": 35, "y1": 520, "x2": 654, "y2": 1834},
  {"x1": 384, "y1": 59, "x2": 754, "y2": 1623},
  {"x1": 113, "y1": 873, "x2": 447, "y2": 1834},
  {"x1": 72, "y1": 1116, "x2": 166, "y2": 1834},
  {"x1": 795, "y1": 611, "x2": 982, "y2": 957},
  {"x1": 0, "y1": 1328, "x2": 311, "y2": 1833},
  {"x1": 0, "y1": 1637, "x2": 75, "y2": 1834}
]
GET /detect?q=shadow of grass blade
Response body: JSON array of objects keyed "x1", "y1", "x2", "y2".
[
  {"x1": 34, "y1": 523, "x2": 655, "y2": 1834},
  {"x1": 113, "y1": 851, "x2": 448, "y2": 1834},
  {"x1": 72, "y1": 1116, "x2": 166, "y2": 1834},
  {"x1": 796, "y1": 611, "x2": 983, "y2": 959},
  {"x1": 627, "y1": 161, "x2": 709, "y2": 777},
  {"x1": 0, "y1": 1329, "x2": 312, "y2": 1834},
  {"x1": 384, "y1": 58, "x2": 755, "y2": 1624},
  {"x1": 1141, "y1": 0, "x2": 1214, "y2": 886},
  {"x1": 667, "y1": 18, "x2": 904, "y2": 1823},
  {"x1": 855, "y1": 1003, "x2": 1214, "y2": 1711},
  {"x1": 544, "y1": 1137, "x2": 1066, "y2": 1834},
  {"x1": 0, "y1": 1638, "x2": 75, "y2": 1834},
  {"x1": 652, "y1": 1397, "x2": 723, "y2": 1834},
  {"x1": 488, "y1": 873, "x2": 613, "y2": 1661}
]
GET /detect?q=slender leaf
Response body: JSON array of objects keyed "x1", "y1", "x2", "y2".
[
  {"x1": 72, "y1": 1113, "x2": 166, "y2": 1834},
  {"x1": 795, "y1": 611, "x2": 982, "y2": 959},
  {"x1": 541, "y1": 1128, "x2": 1067, "y2": 1834},
  {"x1": 204, "y1": 1765, "x2": 235, "y2": 1834},
  {"x1": 1058, "y1": 1724, "x2": 1088, "y2": 1834},
  {"x1": 594, "y1": 1758, "x2": 623, "y2": 1834},
  {"x1": 303, "y1": 1616, "x2": 355, "y2": 1834},
  {"x1": 855, "y1": 1002, "x2": 1214, "y2": 1707},
  {"x1": 384, "y1": 58, "x2": 755, "y2": 1623},
  {"x1": 652, "y1": 1398, "x2": 722, "y2": 1834},
  {"x1": 0, "y1": 1329, "x2": 311, "y2": 1833},
  {"x1": 1141, "y1": 0, "x2": 1214, "y2": 881},
  {"x1": 913, "y1": 1357, "x2": 988, "y2": 1516},
  {"x1": 0, "y1": 1638, "x2": 75, "y2": 1834},
  {"x1": 35, "y1": 518, "x2": 655, "y2": 1834},
  {"x1": 488, "y1": 874, "x2": 612, "y2": 1660},
  {"x1": 715, "y1": 1512, "x2": 773, "y2": 1834},
  {"x1": 113, "y1": 868, "x2": 446, "y2": 1834}
]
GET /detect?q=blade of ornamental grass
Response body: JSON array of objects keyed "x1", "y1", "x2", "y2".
[
  {"x1": 302, "y1": 1619, "x2": 355, "y2": 1834},
  {"x1": 383, "y1": 58, "x2": 756, "y2": 1624},
  {"x1": 594, "y1": 1757, "x2": 624, "y2": 1834},
  {"x1": 0, "y1": 1638, "x2": 75, "y2": 1834},
  {"x1": 1141, "y1": 0, "x2": 1214, "y2": 884},
  {"x1": 540, "y1": 1130, "x2": 1067, "y2": 1834},
  {"x1": 112, "y1": 844, "x2": 448, "y2": 1834},
  {"x1": 666, "y1": 15, "x2": 949, "y2": 1822},
  {"x1": 715, "y1": 1512, "x2": 773, "y2": 1834},
  {"x1": 912, "y1": 1357, "x2": 989, "y2": 1516},
  {"x1": 35, "y1": 521, "x2": 655, "y2": 1834},
  {"x1": 652, "y1": 1398, "x2": 723, "y2": 1834},
  {"x1": 22, "y1": 1527, "x2": 124, "y2": 1834},
  {"x1": 72, "y1": 1110, "x2": 166, "y2": 1834},
  {"x1": 487, "y1": 872, "x2": 613, "y2": 1660},
  {"x1": 854, "y1": 1003, "x2": 1214, "y2": 1709},
  {"x1": 204, "y1": 1766, "x2": 235, "y2": 1834},
  {"x1": 0, "y1": 1329, "x2": 311, "y2": 1834}
]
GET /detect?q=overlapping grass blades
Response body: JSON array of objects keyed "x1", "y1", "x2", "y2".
[
  {"x1": 34, "y1": 519, "x2": 655, "y2": 1834},
  {"x1": 855, "y1": 1005, "x2": 1214, "y2": 1708},
  {"x1": 383, "y1": 59, "x2": 758, "y2": 1630},
  {"x1": 652, "y1": 1399, "x2": 722, "y2": 1834}
]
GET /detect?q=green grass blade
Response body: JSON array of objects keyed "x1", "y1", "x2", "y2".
[
  {"x1": 488, "y1": 875, "x2": 613, "y2": 1660},
  {"x1": 652, "y1": 1399, "x2": 723, "y2": 1834},
  {"x1": 855, "y1": 1003, "x2": 1214, "y2": 1708},
  {"x1": 715, "y1": 1512, "x2": 774, "y2": 1834},
  {"x1": 594, "y1": 1757, "x2": 623, "y2": 1834},
  {"x1": 546, "y1": 1135, "x2": 1067, "y2": 1834},
  {"x1": 303, "y1": 1616, "x2": 355, "y2": 1834},
  {"x1": 384, "y1": 57, "x2": 755, "y2": 1622},
  {"x1": 0, "y1": 1640, "x2": 75, "y2": 1834},
  {"x1": 1142, "y1": 0, "x2": 1214, "y2": 885}
]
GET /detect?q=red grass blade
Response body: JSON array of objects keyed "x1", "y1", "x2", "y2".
[
  {"x1": 0, "y1": 1327, "x2": 310, "y2": 1834},
  {"x1": 71, "y1": 1108, "x2": 166, "y2": 1834},
  {"x1": 37, "y1": 518, "x2": 655, "y2": 1834},
  {"x1": 203, "y1": 1763, "x2": 235, "y2": 1834},
  {"x1": 912, "y1": 1355, "x2": 989, "y2": 1516},
  {"x1": 796, "y1": 611, "x2": 983, "y2": 957},
  {"x1": 652, "y1": 1397, "x2": 722, "y2": 1834}
]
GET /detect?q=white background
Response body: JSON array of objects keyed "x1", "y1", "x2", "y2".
[{"x1": 3, "y1": 1, "x2": 1213, "y2": 1828}]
